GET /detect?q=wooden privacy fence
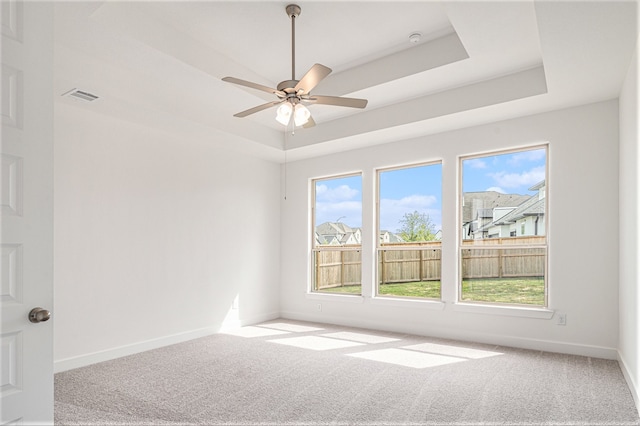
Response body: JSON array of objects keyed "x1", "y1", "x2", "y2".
[
  {"x1": 314, "y1": 248, "x2": 361, "y2": 290},
  {"x1": 461, "y1": 248, "x2": 545, "y2": 279},
  {"x1": 461, "y1": 236, "x2": 545, "y2": 246},
  {"x1": 314, "y1": 236, "x2": 546, "y2": 289},
  {"x1": 461, "y1": 236, "x2": 545, "y2": 279},
  {"x1": 379, "y1": 245, "x2": 442, "y2": 285}
]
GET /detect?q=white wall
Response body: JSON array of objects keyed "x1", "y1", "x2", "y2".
[
  {"x1": 619, "y1": 38, "x2": 639, "y2": 408},
  {"x1": 54, "y1": 103, "x2": 281, "y2": 371},
  {"x1": 281, "y1": 100, "x2": 620, "y2": 358}
]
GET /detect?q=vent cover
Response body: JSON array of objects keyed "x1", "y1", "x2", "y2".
[{"x1": 61, "y1": 88, "x2": 99, "y2": 102}]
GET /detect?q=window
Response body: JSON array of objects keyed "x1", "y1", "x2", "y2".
[
  {"x1": 460, "y1": 146, "x2": 548, "y2": 306},
  {"x1": 312, "y1": 174, "x2": 362, "y2": 295},
  {"x1": 377, "y1": 162, "x2": 442, "y2": 299}
]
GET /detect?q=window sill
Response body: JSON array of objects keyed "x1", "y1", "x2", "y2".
[
  {"x1": 306, "y1": 292, "x2": 364, "y2": 303},
  {"x1": 452, "y1": 302, "x2": 554, "y2": 319},
  {"x1": 371, "y1": 296, "x2": 445, "y2": 310}
]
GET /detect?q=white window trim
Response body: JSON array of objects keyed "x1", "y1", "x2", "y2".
[
  {"x1": 305, "y1": 292, "x2": 364, "y2": 304},
  {"x1": 458, "y1": 144, "x2": 549, "y2": 308},
  {"x1": 310, "y1": 172, "x2": 363, "y2": 295},
  {"x1": 371, "y1": 296, "x2": 445, "y2": 310},
  {"x1": 375, "y1": 161, "x2": 444, "y2": 302},
  {"x1": 453, "y1": 302, "x2": 554, "y2": 319}
]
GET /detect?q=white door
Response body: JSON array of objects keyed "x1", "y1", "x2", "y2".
[{"x1": 1, "y1": 1, "x2": 54, "y2": 423}]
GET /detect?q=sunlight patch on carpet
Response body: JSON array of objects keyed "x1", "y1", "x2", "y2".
[
  {"x1": 269, "y1": 336, "x2": 365, "y2": 351},
  {"x1": 348, "y1": 348, "x2": 466, "y2": 369},
  {"x1": 321, "y1": 331, "x2": 400, "y2": 344},
  {"x1": 403, "y1": 342, "x2": 503, "y2": 359}
]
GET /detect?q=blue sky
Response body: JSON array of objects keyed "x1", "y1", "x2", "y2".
[
  {"x1": 314, "y1": 147, "x2": 546, "y2": 233},
  {"x1": 314, "y1": 165, "x2": 443, "y2": 233},
  {"x1": 462, "y1": 148, "x2": 546, "y2": 195},
  {"x1": 379, "y1": 164, "x2": 442, "y2": 233},
  {"x1": 315, "y1": 175, "x2": 363, "y2": 228}
]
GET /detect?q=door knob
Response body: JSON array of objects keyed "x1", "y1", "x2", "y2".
[{"x1": 28, "y1": 307, "x2": 51, "y2": 323}]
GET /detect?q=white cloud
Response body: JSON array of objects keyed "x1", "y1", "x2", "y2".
[
  {"x1": 379, "y1": 195, "x2": 440, "y2": 233},
  {"x1": 315, "y1": 201, "x2": 362, "y2": 227},
  {"x1": 489, "y1": 166, "x2": 545, "y2": 189},
  {"x1": 465, "y1": 158, "x2": 487, "y2": 169},
  {"x1": 507, "y1": 149, "x2": 546, "y2": 165},
  {"x1": 315, "y1": 184, "x2": 359, "y2": 202},
  {"x1": 485, "y1": 186, "x2": 506, "y2": 194},
  {"x1": 382, "y1": 195, "x2": 437, "y2": 210}
]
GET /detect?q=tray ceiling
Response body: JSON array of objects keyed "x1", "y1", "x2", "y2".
[{"x1": 54, "y1": 1, "x2": 638, "y2": 161}]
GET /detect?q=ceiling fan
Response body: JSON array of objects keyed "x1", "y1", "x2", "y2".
[{"x1": 222, "y1": 4, "x2": 368, "y2": 129}]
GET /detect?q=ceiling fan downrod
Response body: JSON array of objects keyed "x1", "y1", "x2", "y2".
[
  {"x1": 221, "y1": 2, "x2": 367, "y2": 128},
  {"x1": 286, "y1": 4, "x2": 301, "y2": 81}
]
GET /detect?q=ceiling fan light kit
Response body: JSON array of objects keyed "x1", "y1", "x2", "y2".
[
  {"x1": 275, "y1": 103, "x2": 293, "y2": 126},
  {"x1": 293, "y1": 103, "x2": 311, "y2": 126},
  {"x1": 222, "y1": 4, "x2": 368, "y2": 129}
]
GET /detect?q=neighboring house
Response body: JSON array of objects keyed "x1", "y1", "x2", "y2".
[
  {"x1": 315, "y1": 222, "x2": 361, "y2": 246},
  {"x1": 316, "y1": 222, "x2": 404, "y2": 246},
  {"x1": 480, "y1": 181, "x2": 546, "y2": 238},
  {"x1": 462, "y1": 192, "x2": 531, "y2": 239},
  {"x1": 379, "y1": 230, "x2": 405, "y2": 244}
]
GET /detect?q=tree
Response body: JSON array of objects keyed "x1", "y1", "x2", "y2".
[{"x1": 397, "y1": 211, "x2": 437, "y2": 242}]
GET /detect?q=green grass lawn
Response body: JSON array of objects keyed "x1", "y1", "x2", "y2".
[
  {"x1": 318, "y1": 277, "x2": 545, "y2": 305},
  {"x1": 318, "y1": 285, "x2": 363, "y2": 295},
  {"x1": 378, "y1": 281, "x2": 441, "y2": 299},
  {"x1": 461, "y1": 277, "x2": 545, "y2": 305},
  {"x1": 319, "y1": 281, "x2": 441, "y2": 299}
]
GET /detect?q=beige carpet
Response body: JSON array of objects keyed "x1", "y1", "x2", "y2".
[{"x1": 55, "y1": 319, "x2": 640, "y2": 425}]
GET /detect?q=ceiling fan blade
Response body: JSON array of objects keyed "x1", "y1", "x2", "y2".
[
  {"x1": 303, "y1": 116, "x2": 316, "y2": 128},
  {"x1": 294, "y1": 64, "x2": 332, "y2": 94},
  {"x1": 306, "y1": 95, "x2": 368, "y2": 109},
  {"x1": 233, "y1": 100, "x2": 283, "y2": 118},
  {"x1": 222, "y1": 77, "x2": 285, "y2": 98}
]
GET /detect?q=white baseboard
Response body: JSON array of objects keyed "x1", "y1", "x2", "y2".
[
  {"x1": 219, "y1": 312, "x2": 280, "y2": 331},
  {"x1": 54, "y1": 311, "x2": 280, "y2": 373},
  {"x1": 279, "y1": 310, "x2": 619, "y2": 360},
  {"x1": 54, "y1": 326, "x2": 217, "y2": 373},
  {"x1": 618, "y1": 351, "x2": 640, "y2": 416}
]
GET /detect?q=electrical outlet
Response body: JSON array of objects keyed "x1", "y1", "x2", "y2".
[
  {"x1": 316, "y1": 303, "x2": 322, "y2": 312},
  {"x1": 556, "y1": 313, "x2": 567, "y2": 326}
]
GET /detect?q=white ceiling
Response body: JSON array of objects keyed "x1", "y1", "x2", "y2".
[{"x1": 54, "y1": 1, "x2": 638, "y2": 162}]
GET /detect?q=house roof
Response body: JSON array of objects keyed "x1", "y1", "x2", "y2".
[
  {"x1": 478, "y1": 208, "x2": 494, "y2": 219},
  {"x1": 316, "y1": 222, "x2": 362, "y2": 246},
  {"x1": 380, "y1": 230, "x2": 405, "y2": 243},
  {"x1": 491, "y1": 198, "x2": 544, "y2": 226},
  {"x1": 462, "y1": 192, "x2": 531, "y2": 223},
  {"x1": 479, "y1": 188, "x2": 545, "y2": 231},
  {"x1": 529, "y1": 180, "x2": 546, "y2": 191},
  {"x1": 316, "y1": 222, "x2": 353, "y2": 236}
]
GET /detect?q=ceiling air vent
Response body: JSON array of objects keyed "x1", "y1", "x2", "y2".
[{"x1": 61, "y1": 88, "x2": 99, "y2": 102}]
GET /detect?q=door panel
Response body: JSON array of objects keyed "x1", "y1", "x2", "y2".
[{"x1": 1, "y1": 1, "x2": 54, "y2": 423}]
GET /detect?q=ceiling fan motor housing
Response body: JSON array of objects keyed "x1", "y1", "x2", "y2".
[{"x1": 277, "y1": 80, "x2": 300, "y2": 93}]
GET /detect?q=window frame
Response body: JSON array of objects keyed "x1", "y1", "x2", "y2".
[
  {"x1": 375, "y1": 161, "x2": 443, "y2": 301},
  {"x1": 310, "y1": 172, "x2": 363, "y2": 296},
  {"x1": 458, "y1": 145, "x2": 549, "y2": 308}
]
